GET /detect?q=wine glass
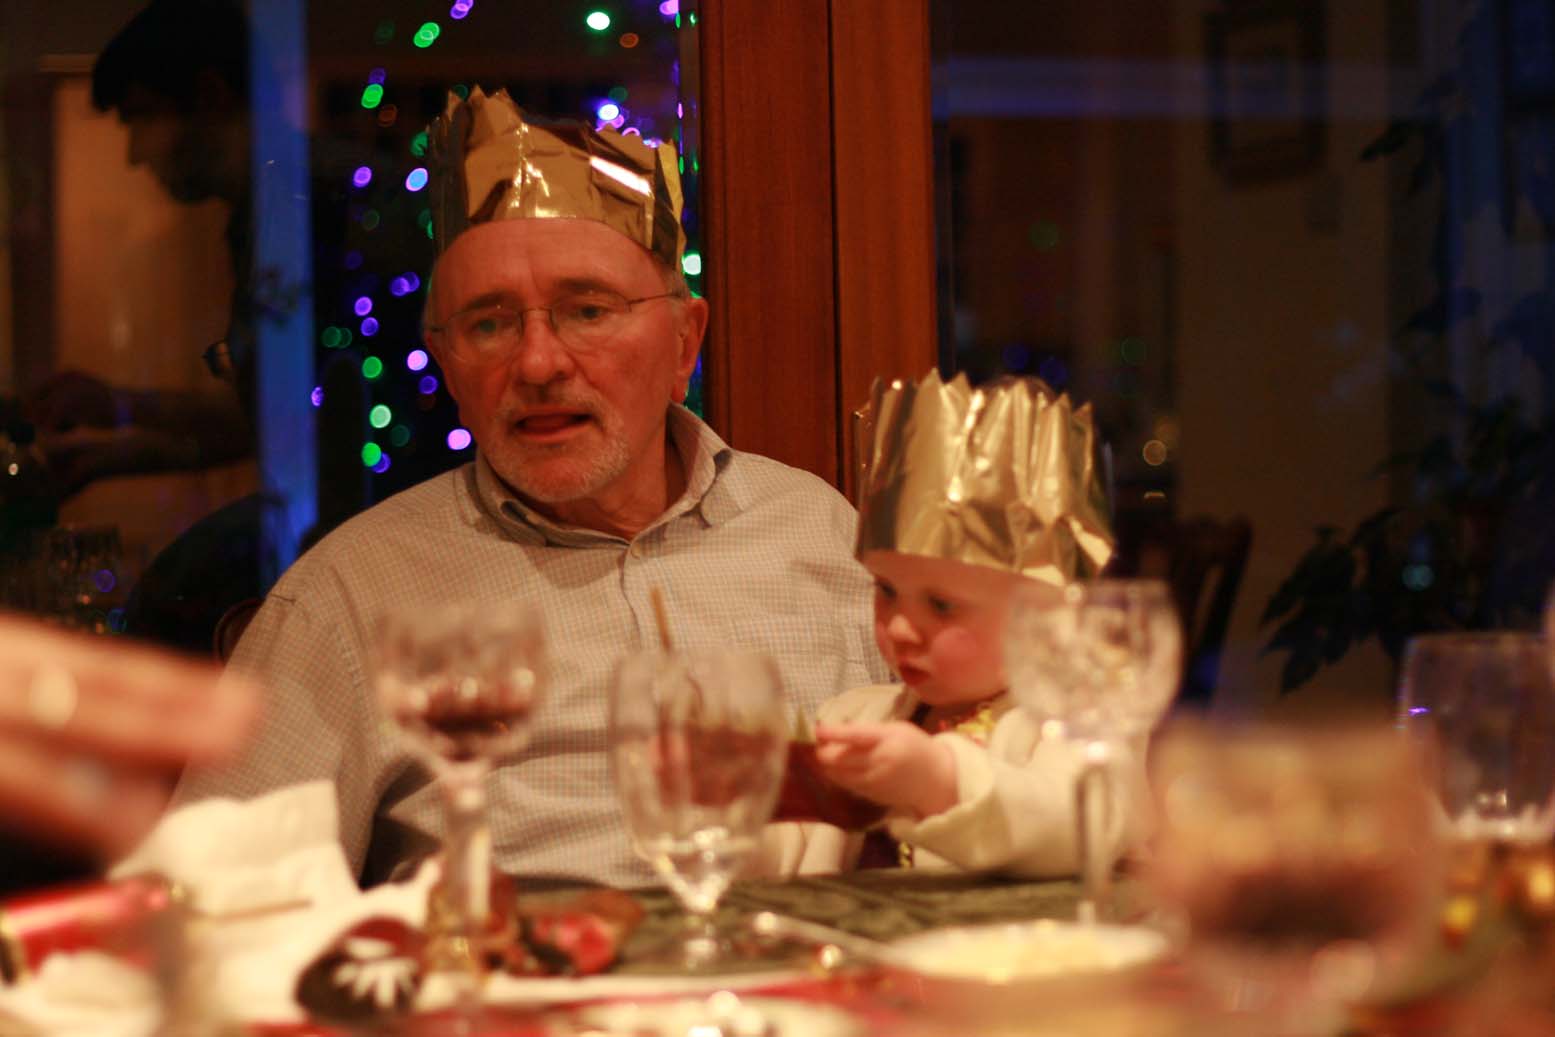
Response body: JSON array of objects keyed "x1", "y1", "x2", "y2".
[
  {"x1": 1004, "y1": 578, "x2": 1182, "y2": 922},
  {"x1": 374, "y1": 601, "x2": 547, "y2": 1005},
  {"x1": 1148, "y1": 722, "x2": 1441, "y2": 1035},
  {"x1": 1398, "y1": 632, "x2": 1555, "y2": 844},
  {"x1": 608, "y1": 647, "x2": 787, "y2": 970}
]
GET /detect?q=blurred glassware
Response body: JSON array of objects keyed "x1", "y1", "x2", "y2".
[
  {"x1": 1004, "y1": 578, "x2": 1182, "y2": 922},
  {"x1": 374, "y1": 601, "x2": 547, "y2": 1016},
  {"x1": 609, "y1": 647, "x2": 787, "y2": 970},
  {"x1": 1149, "y1": 722, "x2": 1441, "y2": 1036},
  {"x1": 1399, "y1": 632, "x2": 1555, "y2": 844}
]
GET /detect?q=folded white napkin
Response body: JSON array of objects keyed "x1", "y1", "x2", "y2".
[
  {"x1": 0, "y1": 780, "x2": 436, "y2": 1031},
  {"x1": 112, "y1": 779, "x2": 360, "y2": 916}
]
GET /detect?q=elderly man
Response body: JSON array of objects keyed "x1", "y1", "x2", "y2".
[{"x1": 173, "y1": 89, "x2": 884, "y2": 886}]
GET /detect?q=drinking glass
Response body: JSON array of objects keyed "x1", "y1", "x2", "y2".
[
  {"x1": 1004, "y1": 579, "x2": 1182, "y2": 922},
  {"x1": 1149, "y1": 722, "x2": 1440, "y2": 1035},
  {"x1": 374, "y1": 601, "x2": 547, "y2": 1001},
  {"x1": 1398, "y1": 632, "x2": 1555, "y2": 844},
  {"x1": 608, "y1": 647, "x2": 787, "y2": 969}
]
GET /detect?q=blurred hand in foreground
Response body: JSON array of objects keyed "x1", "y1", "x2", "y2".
[{"x1": 0, "y1": 614, "x2": 258, "y2": 858}]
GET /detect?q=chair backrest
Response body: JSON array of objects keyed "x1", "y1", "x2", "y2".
[{"x1": 1110, "y1": 513, "x2": 1252, "y2": 707}]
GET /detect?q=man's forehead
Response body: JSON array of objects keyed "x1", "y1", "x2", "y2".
[{"x1": 437, "y1": 218, "x2": 659, "y2": 291}]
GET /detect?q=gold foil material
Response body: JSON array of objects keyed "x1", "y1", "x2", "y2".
[
  {"x1": 427, "y1": 86, "x2": 686, "y2": 266},
  {"x1": 856, "y1": 371, "x2": 1114, "y2": 586}
]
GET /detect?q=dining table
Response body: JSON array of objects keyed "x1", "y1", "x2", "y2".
[{"x1": 224, "y1": 863, "x2": 1548, "y2": 1037}]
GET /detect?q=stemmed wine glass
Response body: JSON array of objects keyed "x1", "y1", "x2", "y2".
[
  {"x1": 1004, "y1": 578, "x2": 1182, "y2": 922},
  {"x1": 374, "y1": 601, "x2": 548, "y2": 1004},
  {"x1": 608, "y1": 647, "x2": 788, "y2": 970},
  {"x1": 1398, "y1": 632, "x2": 1555, "y2": 844},
  {"x1": 1148, "y1": 722, "x2": 1440, "y2": 1035}
]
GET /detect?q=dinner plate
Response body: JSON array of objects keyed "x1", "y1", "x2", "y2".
[
  {"x1": 884, "y1": 918, "x2": 1170, "y2": 1022},
  {"x1": 560, "y1": 993, "x2": 863, "y2": 1037},
  {"x1": 427, "y1": 964, "x2": 811, "y2": 1010}
]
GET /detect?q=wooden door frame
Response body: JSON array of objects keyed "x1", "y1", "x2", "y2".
[{"x1": 698, "y1": 0, "x2": 937, "y2": 494}]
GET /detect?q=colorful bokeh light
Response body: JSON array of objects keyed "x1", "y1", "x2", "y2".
[
  {"x1": 405, "y1": 167, "x2": 429, "y2": 192},
  {"x1": 362, "y1": 356, "x2": 384, "y2": 380},
  {"x1": 407, "y1": 349, "x2": 429, "y2": 371},
  {"x1": 369, "y1": 404, "x2": 393, "y2": 429},
  {"x1": 585, "y1": 10, "x2": 611, "y2": 31},
  {"x1": 351, "y1": 166, "x2": 372, "y2": 188},
  {"x1": 360, "y1": 83, "x2": 384, "y2": 109},
  {"x1": 447, "y1": 428, "x2": 473, "y2": 451}
]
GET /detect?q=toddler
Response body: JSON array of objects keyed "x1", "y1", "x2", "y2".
[{"x1": 761, "y1": 371, "x2": 1143, "y2": 877}]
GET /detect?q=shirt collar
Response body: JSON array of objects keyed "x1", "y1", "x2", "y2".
[{"x1": 473, "y1": 404, "x2": 740, "y2": 545}]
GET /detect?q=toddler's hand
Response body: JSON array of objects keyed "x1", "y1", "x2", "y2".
[{"x1": 814, "y1": 722, "x2": 957, "y2": 818}]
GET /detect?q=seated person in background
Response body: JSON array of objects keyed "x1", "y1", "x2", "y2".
[
  {"x1": 168, "y1": 88, "x2": 885, "y2": 887},
  {"x1": 761, "y1": 372, "x2": 1141, "y2": 876}
]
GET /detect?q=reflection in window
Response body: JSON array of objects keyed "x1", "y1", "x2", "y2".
[{"x1": 932, "y1": 0, "x2": 1555, "y2": 709}]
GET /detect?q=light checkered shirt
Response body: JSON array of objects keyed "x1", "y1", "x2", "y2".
[{"x1": 173, "y1": 406, "x2": 887, "y2": 886}]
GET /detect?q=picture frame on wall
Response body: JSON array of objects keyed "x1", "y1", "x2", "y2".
[{"x1": 1205, "y1": 0, "x2": 1327, "y2": 185}]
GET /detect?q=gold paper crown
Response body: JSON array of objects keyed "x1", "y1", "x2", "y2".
[
  {"x1": 855, "y1": 371, "x2": 1114, "y2": 586},
  {"x1": 427, "y1": 87, "x2": 686, "y2": 266}
]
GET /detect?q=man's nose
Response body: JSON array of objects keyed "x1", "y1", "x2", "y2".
[{"x1": 511, "y1": 311, "x2": 576, "y2": 384}]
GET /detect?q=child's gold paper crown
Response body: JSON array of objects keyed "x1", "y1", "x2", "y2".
[
  {"x1": 427, "y1": 87, "x2": 685, "y2": 267},
  {"x1": 855, "y1": 371, "x2": 1114, "y2": 585}
]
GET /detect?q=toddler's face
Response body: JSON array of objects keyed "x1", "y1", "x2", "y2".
[{"x1": 862, "y1": 552, "x2": 1027, "y2": 707}]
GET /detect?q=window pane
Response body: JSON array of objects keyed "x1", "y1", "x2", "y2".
[
  {"x1": 933, "y1": 0, "x2": 1555, "y2": 708},
  {"x1": 0, "y1": 1, "x2": 700, "y2": 653}
]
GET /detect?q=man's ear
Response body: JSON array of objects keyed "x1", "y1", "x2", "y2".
[{"x1": 673, "y1": 296, "x2": 709, "y2": 401}]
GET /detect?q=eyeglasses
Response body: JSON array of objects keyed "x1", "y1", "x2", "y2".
[{"x1": 424, "y1": 289, "x2": 682, "y2": 362}]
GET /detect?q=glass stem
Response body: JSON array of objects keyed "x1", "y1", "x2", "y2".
[
  {"x1": 1074, "y1": 743, "x2": 1115, "y2": 925},
  {"x1": 443, "y1": 767, "x2": 493, "y2": 939},
  {"x1": 429, "y1": 762, "x2": 493, "y2": 1012}
]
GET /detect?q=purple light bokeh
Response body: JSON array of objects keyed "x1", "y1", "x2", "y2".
[
  {"x1": 368, "y1": 67, "x2": 387, "y2": 86},
  {"x1": 447, "y1": 428, "x2": 472, "y2": 451},
  {"x1": 371, "y1": 453, "x2": 392, "y2": 474},
  {"x1": 351, "y1": 166, "x2": 372, "y2": 188},
  {"x1": 659, "y1": 0, "x2": 678, "y2": 15},
  {"x1": 360, "y1": 317, "x2": 380, "y2": 337},
  {"x1": 405, "y1": 167, "x2": 429, "y2": 192},
  {"x1": 389, "y1": 277, "x2": 410, "y2": 297},
  {"x1": 344, "y1": 250, "x2": 363, "y2": 270},
  {"x1": 418, "y1": 375, "x2": 439, "y2": 394},
  {"x1": 310, "y1": 385, "x2": 324, "y2": 407},
  {"x1": 354, "y1": 296, "x2": 373, "y2": 317},
  {"x1": 407, "y1": 349, "x2": 429, "y2": 371},
  {"x1": 93, "y1": 569, "x2": 116, "y2": 593},
  {"x1": 450, "y1": 0, "x2": 472, "y2": 18}
]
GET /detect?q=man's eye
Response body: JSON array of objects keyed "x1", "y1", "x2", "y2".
[
  {"x1": 559, "y1": 299, "x2": 617, "y2": 324},
  {"x1": 874, "y1": 581, "x2": 896, "y2": 601},
  {"x1": 927, "y1": 595, "x2": 957, "y2": 617},
  {"x1": 463, "y1": 312, "x2": 516, "y2": 339}
]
